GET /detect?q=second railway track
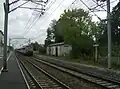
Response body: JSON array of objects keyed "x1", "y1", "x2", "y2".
[
  {"x1": 31, "y1": 56, "x2": 120, "y2": 89},
  {"x1": 16, "y1": 53, "x2": 70, "y2": 89}
]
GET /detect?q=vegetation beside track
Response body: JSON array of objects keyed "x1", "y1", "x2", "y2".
[{"x1": 35, "y1": 54, "x2": 120, "y2": 71}]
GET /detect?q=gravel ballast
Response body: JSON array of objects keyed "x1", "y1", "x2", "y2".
[{"x1": 34, "y1": 55, "x2": 120, "y2": 83}]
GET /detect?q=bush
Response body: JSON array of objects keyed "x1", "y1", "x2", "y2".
[
  {"x1": 39, "y1": 46, "x2": 46, "y2": 54},
  {"x1": 70, "y1": 44, "x2": 93, "y2": 59}
]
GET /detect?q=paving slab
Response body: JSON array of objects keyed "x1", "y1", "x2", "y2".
[{"x1": 0, "y1": 52, "x2": 28, "y2": 89}]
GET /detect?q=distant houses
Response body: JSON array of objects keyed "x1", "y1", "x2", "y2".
[{"x1": 46, "y1": 42, "x2": 72, "y2": 56}]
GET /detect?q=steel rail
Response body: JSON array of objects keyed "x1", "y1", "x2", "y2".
[
  {"x1": 32, "y1": 57, "x2": 120, "y2": 89},
  {"x1": 34, "y1": 56, "x2": 120, "y2": 84},
  {"x1": 26, "y1": 59, "x2": 71, "y2": 89},
  {"x1": 16, "y1": 52, "x2": 70, "y2": 89},
  {"x1": 16, "y1": 54, "x2": 44, "y2": 89}
]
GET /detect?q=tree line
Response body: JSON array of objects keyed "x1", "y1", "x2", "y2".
[
  {"x1": 45, "y1": 1, "x2": 120, "y2": 58},
  {"x1": 31, "y1": 42, "x2": 46, "y2": 54}
]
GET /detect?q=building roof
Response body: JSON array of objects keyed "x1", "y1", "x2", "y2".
[
  {"x1": 47, "y1": 42, "x2": 71, "y2": 47},
  {"x1": 48, "y1": 42, "x2": 64, "y2": 47}
]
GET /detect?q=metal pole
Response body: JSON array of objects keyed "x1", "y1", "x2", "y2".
[
  {"x1": 2, "y1": 0, "x2": 9, "y2": 72},
  {"x1": 107, "y1": 0, "x2": 111, "y2": 69},
  {"x1": 95, "y1": 46, "x2": 98, "y2": 61}
]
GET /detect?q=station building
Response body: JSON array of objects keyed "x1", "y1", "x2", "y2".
[{"x1": 46, "y1": 42, "x2": 72, "y2": 56}]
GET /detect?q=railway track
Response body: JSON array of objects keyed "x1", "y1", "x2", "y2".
[
  {"x1": 32, "y1": 57, "x2": 120, "y2": 89},
  {"x1": 16, "y1": 54, "x2": 70, "y2": 89}
]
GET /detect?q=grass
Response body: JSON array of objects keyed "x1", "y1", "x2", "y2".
[
  {"x1": 46, "y1": 55, "x2": 120, "y2": 71},
  {"x1": 35, "y1": 52, "x2": 120, "y2": 71},
  {"x1": 46, "y1": 55, "x2": 106, "y2": 67}
]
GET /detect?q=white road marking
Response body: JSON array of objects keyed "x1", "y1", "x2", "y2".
[
  {"x1": 15, "y1": 55, "x2": 31, "y2": 89},
  {"x1": 0, "y1": 67, "x2": 3, "y2": 75},
  {"x1": 0, "y1": 52, "x2": 12, "y2": 75},
  {"x1": 7, "y1": 52, "x2": 12, "y2": 61}
]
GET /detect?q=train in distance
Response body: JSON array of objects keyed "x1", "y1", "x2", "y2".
[{"x1": 16, "y1": 45, "x2": 33, "y2": 56}]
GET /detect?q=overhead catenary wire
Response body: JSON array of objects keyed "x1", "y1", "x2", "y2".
[
  {"x1": 20, "y1": 0, "x2": 49, "y2": 37},
  {"x1": 36, "y1": 0, "x2": 65, "y2": 27},
  {"x1": 67, "y1": 0, "x2": 78, "y2": 9},
  {"x1": 21, "y1": 5, "x2": 38, "y2": 36},
  {"x1": 21, "y1": 2, "x2": 47, "y2": 36},
  {"x1": 22, "y1": 10, "x2": 45, "y2": 37},
  {"x1": 22, "y1": 0, "x2": 57, "y2": 37},
  {"x1": 23, "y1": 12, "x2": 43, "y2": 37},
  {"x1": 78, "y1": 0, "x2": 118, "y2": 25},
  {"x1": 79, "y1": 0, "x2": 102, "y2": 21},
  {"x1": 68, "y1": 0, "x2": 101, "y2": 11},
  {"x1": 45, "y1": 0, "x2": 57, "y2": 11},
  {"x1": 24, "y1": 0, "x2": 97, "y2": 38},
  {"x1": 24, "y1": 0, "x2": 118, "y2": 40},
  {"x1": 9, "y1": 1, "x2": 29, "y2": 13},
  {"x1": 91, "y1": 0, "x2": 110, "y2": 14},
  {"x1": 8, "y1": 0, "x2": 48, "y2": 47},
  {"x1": 23, "y1": 0, "x2": 62, "y2": 38},
  {"x1": 91, "y1": 0, "x2": 119, "y2": 31},
  {"x1": 9, "y1": 0, "x2": 20, "y2": 5},
  {"x1": 29, "y1": 0, "x2": 65, "y2": 39},
  {"x1": 31, "y1": 0, "x2": 99, "y2": 40}
]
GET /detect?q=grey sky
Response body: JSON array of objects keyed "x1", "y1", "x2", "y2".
[{"x1": 0, "y1": 0, "x2": 119, "y2": 48}]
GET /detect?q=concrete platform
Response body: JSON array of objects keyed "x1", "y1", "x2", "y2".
[
  {"x1": 0, "y1": 52, "x2": 28, "y2": 89},
  {"x1": 0, "y1": 52, "x2": 12, "y2": 73}
]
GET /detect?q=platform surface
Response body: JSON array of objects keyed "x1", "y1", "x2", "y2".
[{"x1": 0, "y1": 52, "x2": 28, "y2": 89}]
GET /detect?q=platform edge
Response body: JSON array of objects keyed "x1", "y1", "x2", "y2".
[{"x1": 15, "y1": 54, "x2": 30, "y2": 89}]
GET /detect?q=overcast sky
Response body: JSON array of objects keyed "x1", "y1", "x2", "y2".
[{"x1": 0, "y1": 0, "x2": 119, "y2": 48}]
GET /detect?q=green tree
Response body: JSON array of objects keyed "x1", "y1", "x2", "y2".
[
  {"x1": 98, "y1": 2, "x2": 120, "y2": 45},
  {"x1": 51, "y1": 20, "x2": 64, "y2": 43},
  {"x1": 45, "y1": 19, "x2": 64, "y2": 47},
  {"x1": 39, "y1": 44, "x2": 46, "y2": 54},
  {"x1": 31, "y1": 42, "x2": 39, "y2": 51},
  {"x1": 45, "y1": 8, "x2": 103, "y2": 58},
  {"x1": 57, "y1": 9, "x2": 96, "y2": 57},
  {"x1": 97, "y1": 21, "x2": 107, "y2": 45},
  {"x1": 111, "y1": 2, "x2": 120, "y2": 45},
  {"x1": 44, "y1": 27, "x2": 54, "y2": 47}
]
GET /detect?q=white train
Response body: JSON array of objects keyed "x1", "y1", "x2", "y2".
[{"x1": 16, "y1": 45, "x2": 33, "y2": 56}]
